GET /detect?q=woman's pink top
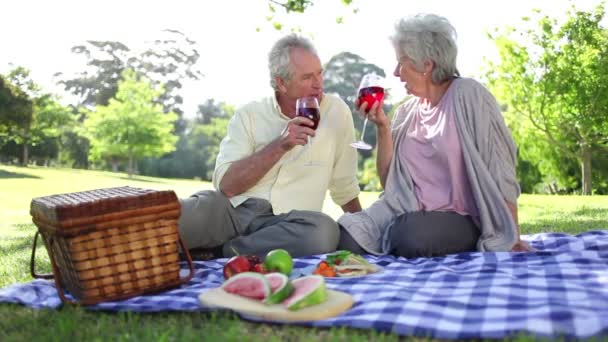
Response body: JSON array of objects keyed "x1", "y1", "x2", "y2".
[{"x1": 399, "y1": 82, "x2": 479, "y2": 219}]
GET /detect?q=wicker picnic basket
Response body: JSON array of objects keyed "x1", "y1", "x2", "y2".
[{"x1": 29, "y1": 186, "x2": 194, "y2": 305}]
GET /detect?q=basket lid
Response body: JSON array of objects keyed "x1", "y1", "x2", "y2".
[{"x1": 30, "y1": 186, "x2": 178, "y2": 223}]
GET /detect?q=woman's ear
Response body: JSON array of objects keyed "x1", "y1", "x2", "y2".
[{"x1": 423, "y1": 59, "x2": 434, "y2": 75}]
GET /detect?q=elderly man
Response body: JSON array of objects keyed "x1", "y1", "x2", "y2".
[{"x1": 179, "y1": 34, "x2": 361, "y2": 258}]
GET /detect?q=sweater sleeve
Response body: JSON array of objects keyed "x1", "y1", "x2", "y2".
[{"x1": 468, "y1": 80, "x2": 521, "y2": 204}]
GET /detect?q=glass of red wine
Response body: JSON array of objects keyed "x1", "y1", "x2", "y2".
[
  {"x1": 296, "y1": 96, "x2": 320, "y2": 144},
  {"x1": 351, "y1": 73, "x2": 385, "y2": 150},
  {"x1": 295, "y1": 96, "x2": 320, "y2": 165}
]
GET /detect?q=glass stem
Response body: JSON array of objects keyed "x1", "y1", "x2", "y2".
[{"x1": 360, "y1": 118, "x2": 368, "y2": 141}]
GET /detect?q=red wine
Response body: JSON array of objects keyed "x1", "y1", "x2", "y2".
[
  {"x1": 297, "y1": 107, "x2": 320, "y2": 130},
  {"x1": 358, "y1": 86, "x2": 385, "y2": 111}
]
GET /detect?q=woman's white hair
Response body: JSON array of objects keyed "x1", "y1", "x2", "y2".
[
  {"x1": 268, "y1": 34, "x2": 318, "y2": 91},
  {"x1": 390, "y1": 13, "x2": 460, "y2": 84}
]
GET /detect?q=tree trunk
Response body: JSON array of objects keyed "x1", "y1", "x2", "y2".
[
  {"x1": 111, "y1": 160, "x2": 119, "y2": 172},
  {"x1": 128, "y1": 154, "x2": 134, "y2": 178},
  {"x1": 22, "y1": 143, "x2": 29, "y2": 167},
  {"x1": 580, "y1": 145, "x2": 592, "y2": 195}
]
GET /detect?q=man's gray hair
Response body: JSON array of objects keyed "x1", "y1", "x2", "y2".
[
  {"x1": 390, "y1": 13, "x2": 459, "y2": 84},
  {"x1": 268, "y1": 34, "x2": 318, "y2": 91}
]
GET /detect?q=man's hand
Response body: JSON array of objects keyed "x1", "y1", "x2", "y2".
[{"x1": 279, "y1": 116, "x2": 316, "y2": 151}]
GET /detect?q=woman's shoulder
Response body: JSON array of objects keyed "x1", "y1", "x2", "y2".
[{"x1": 451, "y1": 77, "x2": 495, "y2": 100}]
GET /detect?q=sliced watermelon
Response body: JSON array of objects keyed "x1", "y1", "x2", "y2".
[
  {"x1": 221, "y1": 272, "x2": 271, "y2": 301},
  {"x1": 264, "y1": 272, "x2": 294, "y2": 304},
  {"x1": 283, "y1": 275, "x2": 327, "y2": 310}
]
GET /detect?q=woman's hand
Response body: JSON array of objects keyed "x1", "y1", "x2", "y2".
[
  {"x1": 356, "y1": 98, "x2": 390, "y2": 128},
  {"x1": 511, "y1": 239, "x2": 536, "y2": 252}
]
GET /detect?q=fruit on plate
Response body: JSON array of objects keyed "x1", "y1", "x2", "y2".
[
  {"x1": 283, "y1": 275, "x2": 327, "y2": 310},
  {"x1": 264, "y1": 272, "x2": 294, "y2": 304},
  {"x1": 245, "y1": 255, "x2": 262, "y2": 267},
  {"x1": 223, "y1": 254, "x2": 269, "y2": 279},
  {"x1": 221, "y1": 272, "x2": 271, "y2": 300},
  {"x1": 252, "y1": 263, "x2": 268, "y2": 274},
  {"x1": 263, "y1": 249, "x2": 293, "y2": 276},
  {"x1": 223, "y1": 255, "x2": 252, "y2": 279}
]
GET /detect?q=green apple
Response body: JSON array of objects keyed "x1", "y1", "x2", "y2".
[{"x1": 263, "y1": 249, "x2": 293, "y2": 276}]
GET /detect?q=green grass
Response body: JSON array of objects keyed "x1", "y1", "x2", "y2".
[{"x1": 1, "y1": 164, "x2": 606, "y2": 341}]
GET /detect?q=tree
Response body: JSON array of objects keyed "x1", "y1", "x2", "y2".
[
  {"x1": 1, "y1": 67, "x2": 72, "y2": 166},
  {"x1": 139, "y1": 99, "x2": 234, "y2": 180},
  {"x1": 263, "y1": 0, "x2": 357, "y2": 30},
  {"x1": 484, "y1": 4, "x2": 608, "y2": 194},
  {"x1": 58, "y1": 29, "x2": 202, "y2": 132},
  {"x1": 80, "y1": 69, "x2": 178, "y2": 177},
  {"x1": 0, "y1": 74, "x2": 32, "y2": 157}
]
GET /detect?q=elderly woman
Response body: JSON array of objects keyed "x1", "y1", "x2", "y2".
[{"x1": 338, "y1": 13, "x2": 532, "y2": 258}]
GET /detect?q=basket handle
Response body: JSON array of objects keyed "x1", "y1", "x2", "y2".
[
  {"x1": 177, "y1": 235, "x2": 195, "y2": 283},
  {"x1": 30, "y1": 232, "x2": 76, "y2": 304},
  {"x1": 30, "y1": 231, "x2": 53, "y2": 280}
]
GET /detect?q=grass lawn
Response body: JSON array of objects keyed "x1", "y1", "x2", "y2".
[{"x1": 1, "y1": 164, "x2": 607, "y2": 341}]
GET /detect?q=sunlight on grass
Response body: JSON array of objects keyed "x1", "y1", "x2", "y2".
[{"x1": 518, "y1": 194, "x2": 608, "y2": 234}]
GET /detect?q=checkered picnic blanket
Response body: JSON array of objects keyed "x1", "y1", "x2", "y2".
[{"x1": 1, "y1": 231, "x2": 607, "y2": 339}]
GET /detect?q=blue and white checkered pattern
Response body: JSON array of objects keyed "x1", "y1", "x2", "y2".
[{"x1": 1, "y1": 231, "x2": 607, "y2": 339}]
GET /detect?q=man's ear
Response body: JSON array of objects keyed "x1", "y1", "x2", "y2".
[{"x1": 276, "y1": 77, "x2": 288, "y2": 94}]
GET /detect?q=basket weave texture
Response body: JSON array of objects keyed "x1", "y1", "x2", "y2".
[{"x1": 30, "y1": 186, "x2": 186, "y2": 305}]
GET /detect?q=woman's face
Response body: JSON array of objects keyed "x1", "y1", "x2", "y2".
[{"x1": 393, "y1": 54, "x2": 426, "y2": 97}]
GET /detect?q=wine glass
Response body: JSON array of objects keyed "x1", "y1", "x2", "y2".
[
  {"x1": 350, "y1": 73, "x2": 385, "y2": 150},
  {"x1": 296, "y1": 96, "x2": 320, "y2": 146},
  {"x1": 295, "y1": 96, "x2": 320, "y2": 165}
]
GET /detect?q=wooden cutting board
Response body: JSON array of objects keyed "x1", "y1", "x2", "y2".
[{"x1": 199, "y1": 288, "x2": 354, "y2": 322}]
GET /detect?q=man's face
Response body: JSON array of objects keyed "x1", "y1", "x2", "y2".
[{"x1": 277, "y1": 47, "x2": 323, "y2": 102}]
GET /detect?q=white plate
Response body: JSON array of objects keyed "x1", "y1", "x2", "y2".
[
  {"x1": 295, "y1": 264, "x2": 382, "y2": 279},
  {"x1": 199, "y1": 288, "x2": 353, "y2": 322}
]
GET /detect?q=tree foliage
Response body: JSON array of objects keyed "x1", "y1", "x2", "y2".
[
  {"x1": 0, "y1": 67, "x2": 72, "y2": 166},
  {"x1": 263, "y1": 0, "x2": 357, "y2": 30},
  {"x1": 139, "y1": 99, "x2": 234, "y2": 180},
  {"x1": 0, "y1": 74, "x2": 32, "y2": 151},
  {"x1": 484, "y1": 3, "x2": 608, "y2": 194},
  {"x1": 269, "y1": 0, "x2": 354, "y2": 13},
  {"x1": 79, "y1": 69, "x2": 178, "y2": 177},
  {"x1": 58, "y1": 30, "x2": 202, "y2": 123}
]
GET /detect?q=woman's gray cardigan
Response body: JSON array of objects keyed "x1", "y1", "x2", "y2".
[{"x1": 338, "y1": 78, "x2": 520, "y2": 255}]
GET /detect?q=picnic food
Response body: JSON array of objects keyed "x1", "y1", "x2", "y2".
[
  {"x1": 223, "y1": 255, "x2": 268, "y2": 279},
  {"x1": 221, "y1": 272, "x2": 271, "y2": 300},
  {"x1": 283, "y1": 275, "x2": 328, "y2": 311},
  {"x1": 264, "y1": 249, "x2": 294, "y2": 276},
  {"x1": 200, "y1": 276, "x2": 352, "y2": 321},
  {"x1": 223, "y1": 256, "x2": 252, "y2": 279},
  {"x1": 264, "y1": 272, "x2": 294, "y2": 304},
  {"x1": 219, "y1": 272, "x2": 328, "y2": 311},
  {"x1": 313, "y1": 250, "x2": 377, "y2": 277}
]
